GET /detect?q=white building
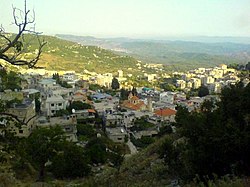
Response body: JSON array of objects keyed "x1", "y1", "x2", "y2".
[
  {"x1": 176, "y1": 80, "x2": 186, "y2": 89},
  {"x1": 36, "y1": 115, "x2": 78, "y2": 142},
  {"x1": 118, "y1": 70, "x2": 123, "y2": 78},
  {"x1": 147, "y1": 74, "x2": 157, "y2": 81},
  {"x1": 96, "y1": 74, "x2": 113, "y2": 88},
  {"x1": 160, "y1": 92, "x2": 175, "y2": 104},
  {"x1": 191, "y1": 78, "x2": 201, "y2": 89},
  {"x1": 201, "y1": 76, "x2": 215, "y2": 85},
  {"x1": 106, "y1": 127, "x2": 127, "y2": 143},
  {"x1": 38, "y1": 78, "x2": 57, "y2": 91},
  {"x1": 45, "y1": 95, "x2": 67, "y2": 116},
  {"x1": 63, "y1": 73, "x2": 77, "y2": 81}
]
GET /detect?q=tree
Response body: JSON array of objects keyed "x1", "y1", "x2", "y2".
[
  {"x1": 35, "y1": 97, "x2": 41, "y2": 113},
  {"x1": 161, "y1": 82, "x2": 250, "y2": 182},
  {"x1": 85, "y1": 137, "x2": 107, "y2": 164},
  {"x1": 111, "y1": 77, "x2": 120, "y2": 90},
  {"x1": 49, "y1": 141, "x2": 91, "y2": 179},
  {"x1": 246, "y1": 62, "x2": 250, "y2": 71},
  {"x1": 132, "y1": 87, "x2": 138, "y2": 96},
  {"x1": 68, "y1": 101, "x2": 92, "y2": 112},
  {"x1": 25, "y1": 126, "x2": 66, "y2": 181},
  {"x1": 160, "y1": 83, "x2": 176, "y2": 91},
  {"x1": 120, "y1": 88, "x2": 129, "y2": 101},
  {"x1": 0, "y1": 70, "x2": 22, "y2": 91},
  {"x1": 198, "y1": 85, "x2": 209, "y2": 97},
  {"x1": 77, "y1": 124, "x2": 96, "y2": 139},
  {"x1": 0, "y1": 0, "x2": 46, "y2": 68}
]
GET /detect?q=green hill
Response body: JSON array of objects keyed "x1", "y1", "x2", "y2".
[{"x1": 1, "y1": 34, "x2": 146, "y2": 75}]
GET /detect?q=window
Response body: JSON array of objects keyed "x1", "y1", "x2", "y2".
[
  {"x1": 65, "y1": 127, "x2": 71, "y2": 131},
  {"x1": 51, "y1": 110, "x2": 55, "y2": 114},
  {"x1": 117, "y1": 138, "x2": 122, "y2": 141},
  {"x1": 19, "y1": 130, "x2": 23, "y2": 134},
  {"x1": 51, "y1": 103, "x2": 54, "y2": 107},
  {"x1": 58, "y1": 103, "x2": 62, "y2": 106}
]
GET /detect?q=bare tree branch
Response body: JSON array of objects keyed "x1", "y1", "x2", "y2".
[
  {"x1": 0, "y1": 0, "x2": 46, "y2": 68},
  {"x1": 1, "y1": 112, "x2": 26, "y2": 126}
]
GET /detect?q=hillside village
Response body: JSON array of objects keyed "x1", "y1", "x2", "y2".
[
  {"x1": 1, "y1": 61, "x2": 248, "y2": 152},
  {"x1": 1, "y1": 46, "x2": 250, "y2": 186},
  {"x1": 1, "y1": 0, "x2": 250, "y2": 185}
]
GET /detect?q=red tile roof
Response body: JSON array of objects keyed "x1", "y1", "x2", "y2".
[
  {"x1": 154, "y1": 108, "x2": 176, "y2": 117},
  {"x1": 130, "y1": 96, "x2": 139, "y2": 101},
  {"x1": 122, "y1": 100, "x2": 146, "y2": 111},
  {"x1": 88, "y1": 109, "x2": 96, "y2": 113}
]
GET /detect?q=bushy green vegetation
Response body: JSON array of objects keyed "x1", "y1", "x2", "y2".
[
  {"x1": 130, "y1": 135, "x2": 155, "y2": 148},
  {"x1": 130, "y1": 117, "x2": 155, "y2": 131},
  {"x1": 85, "y1": 136, "x2": 126, "y2": 168},
  {"x1": 0, "y1": 69, "x2": 22, "y2": 91},
  {"x1": 198, "y1": 85, "x2": 209, "y2": 97},
  {"x1": 67, "y1": 101, "x2": 92, "y2": 112},
  {"x1": 159, "y1": 82, "x2": 250, "y2": 183},
  {"x1": 1, "y1": 125, "x2": 128, "y2": 182},
  {"x1": 77, "y1": 124, "x2": 96, "y2": 141}
]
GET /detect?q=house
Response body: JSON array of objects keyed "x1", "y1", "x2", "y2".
[
  {"x1": 154, "y1": 108, "x2": 177, "y2": 122},
  {"x1": 74, "y1": 109, "x2": 96, "y2": 121},
  {"x1": 45, "y1": 95, "x2": 66, "y2": 116},
  {"x1": 121, "y1": 93, "x2": 147, "y2": 111},
  {"x1": 75, "y1": 79, "x2": 89, "y2": 90},
  {"x1": 190, "y1": 78, "x2": 201, "y2": 89},
  {"x1": 38, "y1": 78, "x2": 57, "y2": 92},
  {"x1": 62, "y1": 73, "x2": 77, "y2": 81},
  {"x1": 134, "y1": 130, "x2": 158, "y2": 139},
  {"x1": 22, "y1": 88, "x2": 40, "y2": 100},
  {"x1": 3, "y1": 98, "x2": 36, "y2": 137},
  {"x1": 176, "y1": 80, "x2": 186, "y2": 89},
  {"x1": 91, "y1": 93, "x2": 112, "y2": 100},
  {"x1": 71, "y1": 91, "x2": 91, "y2": 104},
  {"x1": 36, "y1": 115, "x2": 78, "y2": 142},
  {"x1": 160, "y1": 92, "x2": 175, "y2": 104},
  {"x1": 106, "y1": 127, "x2": 127, "y2": 143},
  {"x1": 105, "y1": 114, "x2": 124, "y2": 127},
  {"x1": 96, "y1": 74, "x2": 113, "y2": 88}
]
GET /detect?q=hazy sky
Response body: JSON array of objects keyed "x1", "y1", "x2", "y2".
[{"x1": 1, "y1": 0, "x2": 250, "y2": 38}]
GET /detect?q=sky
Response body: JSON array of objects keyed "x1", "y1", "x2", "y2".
[{"x1": 1, "y1": 0, "x2": 250, "y2": 38}]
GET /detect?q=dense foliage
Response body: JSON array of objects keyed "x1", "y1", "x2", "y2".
[
  {"x1": 159, "y1": 82, "x2": 250, "y2": 182},
  {"x1": 49, "y1": 141, "x2": 91, "y2": 178},
  {"x1": 111, "y1": 77, "x2": 120, "y2": 90},
  {"x1": 198, "y1": 85, "x2": 209, "y2": 97},
  {"x1": 67, "y1": 101, "x2": 92, "y2": 112},
  {"x1": 0, "y1": 69, "x2": 22, "y2": 91}
]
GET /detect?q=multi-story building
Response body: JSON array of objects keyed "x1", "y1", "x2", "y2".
[
  {"x1": 176, "y1": 80, "x2": 186, "y2": 89},
  {"x1": 96, "y1": 74, "x2": 113, "y2": 88},
  {"x1": 38, "y1": 78, "x2": 57, "y2": 92},
  {"x1": 118, "y1": 70, "x2": 123, "y2": 78},
  {"x1": 191, "y1": 78, "x2": 201, "y2": 89},
  {"x1": 45, "y1": 95, "x2": 66, "y2": 116},
  {"x1": 160, "y1": 92, "x2": 175, "y2": 104},
  {"x1": 4, "y1": 99, "x2": 36, "y2": 137},
  {"x1": 36, "y1": 115, "x2": 78, "y2": 142},
  {"x1": 201, "y1": 76, "x2": 215, "y2": 85}
]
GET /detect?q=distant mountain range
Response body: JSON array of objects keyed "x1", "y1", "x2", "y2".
[
  {"x1": 2, "y1": 34, "x2": 250, "y2": 73},
  {"x1": 56, "y1": 34, "x2": 250, "y2": 70}
]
